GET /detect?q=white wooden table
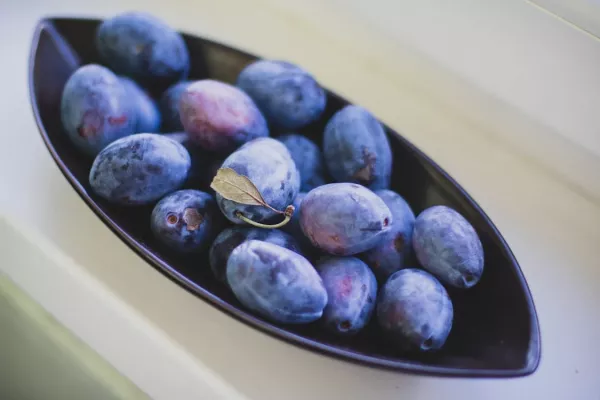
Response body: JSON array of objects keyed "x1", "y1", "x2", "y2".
[{"x1": 1, "y1": 0, "x2": 599, "y2": 399}]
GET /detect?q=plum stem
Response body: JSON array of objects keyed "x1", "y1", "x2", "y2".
[{"x1": 235, "y1": 205, "x2": 295, "y2": 229}]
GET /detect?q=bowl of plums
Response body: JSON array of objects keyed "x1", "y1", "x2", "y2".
[{"x1": 28, "y1": 12, "x2": 540, "y2": 377}]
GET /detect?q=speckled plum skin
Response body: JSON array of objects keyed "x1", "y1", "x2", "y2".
[
  {"x1": 323, "y1": 105, "x2": 392, "y2": 190},
  {"x1": 60, "y1": 64, "x2": 136, "y2": 156},
  {"x1": 361, "y1": 190, "x2": 416, "y2": 282},
  {"x1": 151, "y1": 190, "x2": 222, "y2": 253},
  {"x1": 160, "y1": 81, "x2": 191, "y2": 132},
  {"x1": 89, "y1": 133, "x2": 191, "y2": 205},
  {"x1": 179, "y1": 80, "x2": 269, "y2": 154},
  {"x1": 300, "y1": 183, "x2": 393, "y2": 256},
  {"x1": 412, "y1": 206, "x2": 484, "y2": 289},
  {"x1": 277, "y1": 134, "x2": 326, "y2": 191},
  {"x1": 217, "y1": 138, "x2": 300, "y2": 224},
  {"x1": 96, "y1": 12, "x2": 189, "y2": 87},
  {"x1": 316, "y1": 257, "x2": 377, "y2": 335},
  {"x1": 377, "y1": 269, "x2": 453, "y2": 352},
  {"x1": 227, "y1": 240, "x2": 328, "y2": 324},
  {"x1": 209, "y1": 227, "x2": 301, "y2": 283},
  {"x1": 120, "y1": 77, "x2": 161, "y2": 133},
  {"x1": 236, "y1": 60, "x2": 326, "y2": 130}
]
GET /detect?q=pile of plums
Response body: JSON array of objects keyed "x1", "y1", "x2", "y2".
[{"x1": 61, "y1": 11, "x2": 484, "y2": 352}]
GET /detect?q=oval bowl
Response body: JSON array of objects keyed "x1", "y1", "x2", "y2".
[{"x1": 28, "y1": 17, "x2": 541, "y2": 377}]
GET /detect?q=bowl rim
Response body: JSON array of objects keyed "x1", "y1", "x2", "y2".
[{"x1": 28, "y1": 16, "x2": 541, "y2": 378}]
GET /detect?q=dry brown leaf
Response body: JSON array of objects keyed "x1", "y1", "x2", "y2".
[{"x1": 210, "y1": 168, "x2": 267, "y2": 207}]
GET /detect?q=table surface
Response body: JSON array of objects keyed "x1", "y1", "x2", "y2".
[{"x1": 2, "y1": 0, "x2": 600, "y2": 399}]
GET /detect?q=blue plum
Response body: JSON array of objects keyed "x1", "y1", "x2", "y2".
[
  {"x1": 159, "y1": 81, "x2": 191, "y2": 132},
  {"x1": 179, "y1": 80, "x2": 269, "y2": 154},
  {"x1": 412, "y1": 206, "x2": 484, "y2": 289},
  {"x1": 120, "y1": 76, "x2": 161, "y2": 133},
  {"x1": 377, "y1": 268, "x2": 453, "y2": 351},
  {"x1": 216, "y1": 138, "x2": 300, "y2": 224},
  {"x1": 237, "y1": 60, "x2": 326, "y2": 130},
  {"x1": 61, "y1": 64, "x2": 136, "y2": 156},
  {"x1": 300, "y1": 183, "x2": 392, "y2": 255},
  {"x1": 89, "y1": 133, "x2": 190, "y2": 205},
  {"x1": 209, "y1": 227, "x2": 301, "y2": 283},
  {"x1": 361, "y1": 190, "x2": 415, "y2": 282},
  {"x1": 316, "y1": 257, "x2": 377, "y2": 335},
  {"x1": 151, "y1": 190, "x2": 223, "y2": 253},
  {"x1": 323, "y1": 105, "x2": 392, "y2": 190},
  {"x1": 227, "y1": 240, "x2": 327, "y2": 324},
  {"x1": 277, "y1": 134, "x2": 326, "y2": 191},
  {"x1": 96, "y1": 12, "x2": 189, "y2": 87}
]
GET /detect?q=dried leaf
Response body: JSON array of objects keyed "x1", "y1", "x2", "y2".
[{"x1": 210, "y1": 168, "x2": 268, "y2": 207}]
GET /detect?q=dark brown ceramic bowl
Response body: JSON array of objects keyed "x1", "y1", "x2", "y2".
[{"x1": 28, "y1": 17, "x2": 541, "y2": 378}]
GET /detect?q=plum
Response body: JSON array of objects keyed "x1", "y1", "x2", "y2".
[
  {"x1": 236, "y1": 60, "x2": 326, "y2": 130},
  {"x1": 209, "y1": 227, "x2": 301, "y2": 283},
  {"x1": 179, "y1": 80, "x2": 269, "y2": 154},
  {"x1": 413, "y1": 205, "x2": 484, "y2": 289},
  {"x1": 300, "y1": 183, "x2": 392, "y2": 255},
  {"x1": 96, "y1": 12, "x2": 189, "y2": 88},
  {"x1": 316, "y1": 257, "x2": 377, "y2": 335},
  {"x1": 377, "y1": 268, "x2": 453, "y2": 351},
  {"x1": 89, "y1": 133, "x2": 190, "y2": 205},
  {"x1": 227, "y1": 240, "x2": 327, "y2": 324},
  {"x1": 323, "y1": 105, "x2": 392, "y2": 190},
  {"x1": 151, "y1": 190, "x2": 222, "y2": 252},
  {"x1": 216, "y1": 138, "x2": 300, "y2": 224},
  {"x1": 361, "y1": 190, "x2": 415, "y2": 282},
  {"x1": 60, "y1": 64, "x2": 136, "y2": 156}
]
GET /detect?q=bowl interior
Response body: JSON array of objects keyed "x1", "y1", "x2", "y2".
[{"x1": 30, "y1": 17, "x2": 540, "y2": 377}]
